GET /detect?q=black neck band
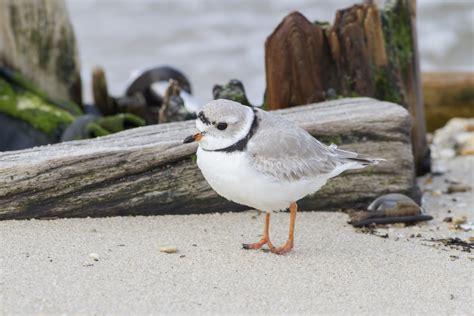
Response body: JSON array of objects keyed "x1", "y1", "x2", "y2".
[{"x1": 204, "y1": 108, "x2": 259, "y2": 153}]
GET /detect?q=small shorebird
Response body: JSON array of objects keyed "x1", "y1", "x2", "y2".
[{"x1": 183, "y1": 99, "x2": 383, "y2": 254}]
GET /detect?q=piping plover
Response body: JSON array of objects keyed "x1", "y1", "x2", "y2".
[{"x1": 183, "y1": 99, "x2": 383, "y2": 254}]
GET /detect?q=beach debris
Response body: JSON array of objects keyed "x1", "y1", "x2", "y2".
[
  {"x1": 159, "y1": 246, "x2": 178, "y2": 254},
  {"x1": 356, "y1": 225, "x2": 389, "y2": 238},
  {"x1": 452, "y1": 216, "x2": 467, "y2": 226},
  {"x1": 93, "y1": 65, "x2": 197, "y2": 125},
  {"x1": 459, "y1": 223, "x2": 474, "y2": 232},
  {"x1": 432, "y1": 118, "x2": 474, "y2": 159},
  {"x1": 89, "y1": 253, "x2": 100, "y2": 261},
  {"x1": 126, "y1": 65, "x2": 199, "y2": 114},
  {"x1": 447, "y1": 217, "x2": 473, "y2": 231},
  {"x1": 423, "y1": 237, "x2": 473, "y2": 253},
  {"x1": 213, "y1": 79, "x2": 252, "y2": 106},
  {"x1": 447, "y1": 183, "x2": 472, "y2": 194},
  {"x1": 158, "y1": 79, "x2": 191, "y2": 123},
  {"x1": 349, "y1": 194, "x2": 432, "y2": 227}
]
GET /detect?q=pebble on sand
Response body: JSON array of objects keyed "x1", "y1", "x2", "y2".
[
  {"x1": 159, "y1": 246, "x2": 178, "y2": 254},
  {"x1": 89, "y1": 253, "x2": 100, "y2": 261}
]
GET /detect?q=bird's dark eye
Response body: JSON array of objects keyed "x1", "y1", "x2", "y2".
[{"x1": 216, "y1": 122, "x2": 228, "y2": 130}]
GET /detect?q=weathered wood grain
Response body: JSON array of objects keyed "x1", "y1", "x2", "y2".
[{"x1": 0, "y1": 98, "x2": 418, "y2": 220}]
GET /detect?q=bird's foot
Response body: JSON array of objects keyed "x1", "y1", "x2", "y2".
[
  {"x1": 268, "y1": 240, "x2": 294, "y2": 255},
  {"x1": 242, "y1": 238, "x2": 268, "y2": 250}
]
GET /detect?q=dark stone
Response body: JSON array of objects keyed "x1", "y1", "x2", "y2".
[{"x1": 0, "y1": 113, "x2": 52, "y2": 151}]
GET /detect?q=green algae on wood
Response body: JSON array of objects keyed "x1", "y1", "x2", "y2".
[
  {"x1": 0, "y1": 78, "x2": 75, "y2": 138},
  {"x1": 381, "y1": 0, "x2": 414, "y2": 75}
]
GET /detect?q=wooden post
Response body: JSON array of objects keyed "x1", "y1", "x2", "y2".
[
  {"x1": 0, "y1": 0, "x2": 82, "y2": 106},
  {"x1": 264, "y1": 0, "x2": 430, "y2": 174}
]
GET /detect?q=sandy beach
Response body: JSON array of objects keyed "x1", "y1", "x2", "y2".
[{"x1": 1, "y1": 156, "x2": 472, "y2": 315}]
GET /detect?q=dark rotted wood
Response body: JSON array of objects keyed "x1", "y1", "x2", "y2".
[
  {"x1": 264, "y1": 0, "x2": 430, "y2": 174},
  {"x1": 265, "y1": 12, "x2": 327, "y2": 110},
  {"x1": 0, "y1": 98, "x2": 417, "y2": 220},
  {"x1": 92, "y1": 66, "x2": 116, "y2": 116}
]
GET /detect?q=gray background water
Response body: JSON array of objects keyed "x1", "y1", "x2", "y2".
[{"x1": 66, "y1": 0, "x2": 474, "y2": 105}]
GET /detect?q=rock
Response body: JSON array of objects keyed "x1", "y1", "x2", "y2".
[
  {"x1": 432, "y1": 118, "x2": 474, "y2": 159},
  {"x1": 349, "y1": 193, "x2": 432, "y2": 227},
  {"x1": 61, "y1": 113, "x2": 145, "y2": 141},
  {"x1": 159, "y1": 247, "x2": 177, "y2": 254},
  {"x1": 0, "y1": 0, "x2": 82, "y2": 105},
  {"x1": 88, "y1": 253, "x2": 100, "y2": 261},
  {"x1": 459, "y1": 223, "x2": 473, "y2": 232},
  {"x1": 0, "y1": 113, "x2": 52, "y2": 151},
  {"x1": 367, "y1": 193, "x2": 421, "y2": 212}
]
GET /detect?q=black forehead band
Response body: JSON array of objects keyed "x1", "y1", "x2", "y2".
[{"x1": 198, "y1": 111, "x2": 211, "y2": 125}]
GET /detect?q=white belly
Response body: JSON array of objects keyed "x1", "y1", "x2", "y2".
[{"x1": 196, "y1": 148, "x2": 330, "y2": 211}]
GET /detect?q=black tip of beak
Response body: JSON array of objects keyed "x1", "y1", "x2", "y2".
[{"x1": 183, "y1": 135, "x2": 195, "y2": 144}]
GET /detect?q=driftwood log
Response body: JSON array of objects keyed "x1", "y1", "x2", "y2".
[
  {"x1": 265, "y1": 0, "x2": 429, "y2": 175},
  {"x1": 0, "y1": 98, "x2": 417, "y2": 220},
  {"x1": 422, "y1": 72, "x2": 474, "y2": 132}
]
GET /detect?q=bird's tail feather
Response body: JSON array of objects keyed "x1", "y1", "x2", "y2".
[
  {"x1": 346, "y1": 156, "x2": 385, "y2": 166},
  {"x1": 332, "y1": 146, "x2": 385, "y2": 166}
]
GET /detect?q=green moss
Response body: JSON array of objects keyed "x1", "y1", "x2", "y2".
[
  {"x1": 213, "y1": 80, "x2": 251, "y2": 106},
  {"x1": 313, "y1": 21, "x2": 331, "y2": 29},
  {"x1": 0, "y1": 78, "x2": 75, "y2": 137},
  {"x1": 84, "y1": 121, "x2": 109, "y2": 139},
  {"x1": 5, "y1": 68, "x2": 83, "y2": 116},
  {"x1": 382, "y1": 0, "x2": 413, "y2": 75},
  {"x1": 373, "y1": 66, "x2": 403, "y2": 104},
  {"x1": 97, "y1": 113, "x2": 145, "y2": 133}
]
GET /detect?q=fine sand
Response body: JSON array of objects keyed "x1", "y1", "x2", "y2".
[{"x1": 1, "y1": 156, "x2": 472, "y2": 315}]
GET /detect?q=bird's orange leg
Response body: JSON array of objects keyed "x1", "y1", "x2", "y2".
[
  {"x1": 242, "y1": 212, "x2": 270, "y2": 250},
  {"x1": 268, "y1": 202, "x2": 297, "y2": 255}
]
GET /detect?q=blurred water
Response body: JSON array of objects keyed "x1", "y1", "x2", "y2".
[{"x1": 66, "y1": 0, "x2": 474, "y2": 105}]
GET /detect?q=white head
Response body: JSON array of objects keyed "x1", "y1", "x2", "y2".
[{"x1": 183, "y1": 99, "x2": 254, "y2": 151}]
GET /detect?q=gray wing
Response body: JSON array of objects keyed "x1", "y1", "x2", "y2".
[{"x1": 247, "y1": 110, "x2": 346, "y2": 182}]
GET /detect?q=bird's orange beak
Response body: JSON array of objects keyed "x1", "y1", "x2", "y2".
[{"x1": 183, "y1": 132, "x2": 203, "y2": 144}]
